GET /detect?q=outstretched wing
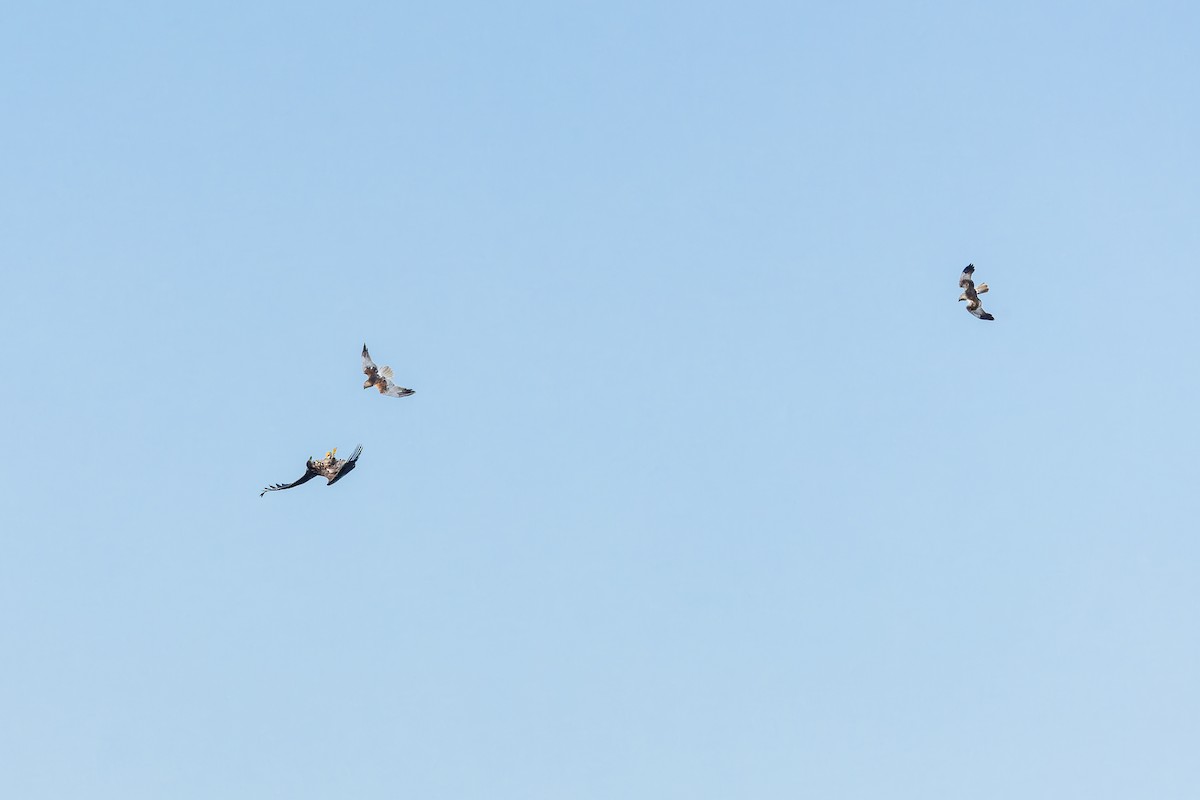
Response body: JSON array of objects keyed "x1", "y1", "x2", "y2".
[
  {"x1": 380, "y1": 379, "x2": 415, "y2": 398},
  {"x1": 362, "y1": 344, "x2": 378, "y2": 377},
  {"x1": 959, "y1": 263, "x2": 976, "y2": 290},
  {"x1": 968, "y1": 303, "x2": 995, "y2": 321},
  {"x1": 260, "y1": 466, "x2": 318, "y2": 497},
  {"x1": 326, "y1": 445, "x2": 363, "y2": 486}
]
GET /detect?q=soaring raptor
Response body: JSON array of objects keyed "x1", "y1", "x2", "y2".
[
  {"x1": 260, "y1": 445, "x2": 363, "y2": 497},
  {"x1": 958, "y1": 264, "x2": 994, "y2": 321},
  {"x1": 362, "y1": 343, "x2": 415, "y2": 398}
]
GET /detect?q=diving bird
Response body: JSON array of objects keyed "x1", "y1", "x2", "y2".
[
  {"x1": 362, "y1": 343, "x2": 415, "y2": 398},
  {"x1": 958, "y1": 264, "x2": 995, "y2": 321},
  {"x1": 260, "y1": 445, "x2": 363, "y2": 497}
]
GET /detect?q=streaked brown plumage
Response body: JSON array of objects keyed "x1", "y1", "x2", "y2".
[
  {"x1": 958, "y1": 264, "x2": 995, "y2": 321},
  {"x1": 362, "y1": 343, "x2": 415, "y2": 398}
]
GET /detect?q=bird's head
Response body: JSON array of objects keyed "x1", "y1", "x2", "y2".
[
  {"x1": 958, "y1": 292, "x2": 967, "y2": 302},
  {"x1": 362, "y1": 379, "x2": 372, "y2": 389}
]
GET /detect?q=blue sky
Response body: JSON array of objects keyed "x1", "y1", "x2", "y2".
[{"x1": 2, "y1": 1, "x2": 1198, "y2": 797}]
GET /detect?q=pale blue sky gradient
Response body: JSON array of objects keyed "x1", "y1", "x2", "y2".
[{"x1": 2, "y1": 1, "x2": 1199, "y2": 797}]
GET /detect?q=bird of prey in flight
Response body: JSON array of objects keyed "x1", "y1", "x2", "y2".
[
  {"x1": 958, "y1": 264, "x2": 995, "y2": 321},
  {"x1": 260, "y1": 445, "x2": 363, "y2": 497},
  {"x1": 362, "y1": 344, "x2": 415, "y2": 398}
]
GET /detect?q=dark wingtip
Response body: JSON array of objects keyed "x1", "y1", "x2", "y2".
[
  {"x1": 963, "y1": 263, "x2": 975, "y2": 273},
  {"x1": 982, "y1": 313, "x2": 995, "y2": 321}
]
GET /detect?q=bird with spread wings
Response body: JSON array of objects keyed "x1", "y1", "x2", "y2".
[
  {"x1": 958, "y1": 264, "x2": 995, "y2": 321},
  {"x1": 362, "y1": 343, "x2": 415, "y2": 398},
  {"x1": 260, "y1": 445, "x2": 363, "y2": 497}
]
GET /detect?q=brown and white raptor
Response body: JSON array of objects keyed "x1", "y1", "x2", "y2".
[
  {"x1": 958, "y1": 264, "x2": 995, "y2": 321},
  {"x1": 362, "y1": 343, "x2": 415, "y2": 398}
]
